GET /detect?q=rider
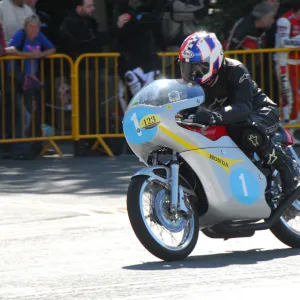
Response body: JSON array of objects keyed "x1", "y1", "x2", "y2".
[{"x1": 178, "y1": 31, "x2": 299, "y2": 196}]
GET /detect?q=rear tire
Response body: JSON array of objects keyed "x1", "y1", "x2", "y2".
[
  {"x1": 269, "y1": 162, "x2": 300, "y2": 248},
  {"x1": 270, "y1": 212, "x2": 300, "y2": 248}
]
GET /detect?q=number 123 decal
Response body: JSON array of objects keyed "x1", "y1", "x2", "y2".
[{"x1": 123, "y1": 107, "x2": 161, "y2": 145}]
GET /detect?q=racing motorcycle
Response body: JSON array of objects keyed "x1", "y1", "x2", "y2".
[{"x1": 123, "y1": 79, "x2": 300, "y2": 261}]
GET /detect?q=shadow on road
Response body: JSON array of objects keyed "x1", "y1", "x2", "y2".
[
  {"x1": 123, "y1": 248, "x2": 300, "y2": 270},
  {"x1": 0, "y1": 156, "x2": 141, "y2": 196}
]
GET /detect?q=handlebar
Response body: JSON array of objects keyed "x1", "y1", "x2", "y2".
[{"x1": 175, "y1": 119, "x2": 207, "y2": 128}]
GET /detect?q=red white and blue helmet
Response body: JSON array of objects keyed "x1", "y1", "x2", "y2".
[{"x1": 179, "y1": 31, "x2": 224, "y2": 85}]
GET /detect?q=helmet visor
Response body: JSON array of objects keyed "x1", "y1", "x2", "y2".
[{"x1": 180, "y1": 60, "x2": 210, "y2": 83}]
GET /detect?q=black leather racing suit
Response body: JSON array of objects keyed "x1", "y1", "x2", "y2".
[
  {"x1": 199, "y1": 58, "x2": 278, "y2": 131},
  {"x1": 195, "y1": 58, "x2": 298, "y2": 195}
]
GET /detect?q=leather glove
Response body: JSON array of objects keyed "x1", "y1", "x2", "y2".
[{"x1": 193, "y1": 110, "x2": 223, "y2": 125}]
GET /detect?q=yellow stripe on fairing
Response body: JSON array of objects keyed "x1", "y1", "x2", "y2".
[{"x1": 159, "y1": 125, "x2": 243, "y2": 173}]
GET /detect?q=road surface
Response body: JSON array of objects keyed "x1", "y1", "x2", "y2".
[{"x1": 0, "y1": 156, "x2": 299, "y2": 300}]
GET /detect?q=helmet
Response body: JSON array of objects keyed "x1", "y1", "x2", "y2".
[{"x1": 179, "y1": 31, "x2": 224, "y2": 85}]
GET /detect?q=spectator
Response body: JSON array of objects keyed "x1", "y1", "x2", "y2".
[
  {"x1": 0, "y1": 0, "x2": 33, "y2": 44},
  {"x1": 225, "y1": 2, "x2": 276, "y2": 83},
  {"x1": 23, "y1": 0, "x2": 55, "y2": 94},
  {"x1": 59, "y1": 0, "x2": 130, "y2": 156},
  {"x1": 9, "y1": 14, "x2": 55, "y2": 73},
  {"x1": 0, "y1": 21, "x2": 19, "y2": 56},
  {"x1": 262, "y1": 0, "x2": 281, "y2": 104},
  {"x1": 23, "y1": 0, "x2": 55, "y2": 43},
  {"x1": 267, "y1": 0, "x2": 280, "y2": 14},
  {"x1": 275, "y1": 1, "x2": 300, "y2": 124},
  {"x1": 0, "y1": 20, "x2": 20, "y2": 152},
  {"x1": 264, "y1": 0, "x2": 281, "y2": 48},
  {"x1": 7, "y1": 14, "x2": 55, "y2": 159},
  {"x1": 59, "y1": 0, "x2": 130, "y2": 60},
  {"x1": 226, "y1": 2, "x2": 275, "y2": 51},
  {"x1": 117, "y1": 0, "x2": 166, "y2": 107},
  {"x1": 0, "y1": 22, "x2": 5, "y2": 55}
]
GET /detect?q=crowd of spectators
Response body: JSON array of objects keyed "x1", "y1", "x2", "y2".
[{"x1": 0, "y1": 0, "x2": 299, "y2": 158}]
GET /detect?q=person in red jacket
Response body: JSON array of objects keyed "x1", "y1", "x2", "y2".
[
  {"x1": 0, "y1": 22, "x2": 6, "y2": 55},
  {"x1": 225, "y1": 2, "x2": 276, "y2": 84},
  {"x1": 0, "y1": 21, "x2": 20, "y2": 56},
  {"x1": 226, "y1": 2, "x2": 275, "y2": 51},
  {"x1": 275, "y1": 1, "x2": 300, "y2": 123}
]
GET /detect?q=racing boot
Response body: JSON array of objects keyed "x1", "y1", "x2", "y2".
[{"x1": 263, "y1": 144, "x2": 299, "y2": 196}]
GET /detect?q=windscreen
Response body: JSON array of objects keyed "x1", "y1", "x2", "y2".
[{"x1": 127, "y1": 79, "x2": 204, "y2": 109}]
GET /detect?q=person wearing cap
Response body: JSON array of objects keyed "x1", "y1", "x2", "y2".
[
  {"x1": 225, "y1": 2, "x2": 276, "y2": 85},
  {"x1": 226, "y1": 2, "x2": 276, "y2": 51},
  {"x1": 266, "y1": 0, "x2": 280, "y2": 15}
]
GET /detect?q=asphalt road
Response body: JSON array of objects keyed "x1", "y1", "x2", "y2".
[{"x1": 0, "y1": 156, "x2": 299, "y2": 300}]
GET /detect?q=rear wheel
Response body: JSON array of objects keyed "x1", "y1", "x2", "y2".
[
  {"x1": 127, "y1": 175, "x2": 199, "y2": 261},
  {"x1": 270, "y1": 199, "x2": 300, "y2": 248},
  {"x1": 270, "y1": 171, "x2": 300, "y2": 248}
]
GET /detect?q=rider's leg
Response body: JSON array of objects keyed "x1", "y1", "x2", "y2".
[{"x1": 239, "y1": 107, "x2": 299, "y2": 196}]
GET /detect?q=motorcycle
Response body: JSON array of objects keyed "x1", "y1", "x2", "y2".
[{"x1": 123, "y1": 79, "x2": 300, "y2": 261}]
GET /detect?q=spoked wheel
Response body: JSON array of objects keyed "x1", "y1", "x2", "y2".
[
  {"x1": 127, "y1": 176, "x2": 199, "y2": 261},
  {"x1": 270, "y1": 172, "x2": 300, "y2": 248}
]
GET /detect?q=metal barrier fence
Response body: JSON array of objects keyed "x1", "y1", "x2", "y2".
[
  {"x1": 0, "y1": 54, "x2": 75, "y2": 157},
  {"x1": 73, "y1": 53, "x2": 123, "y2": 157},
  {"x1": 0, "y1": 48, "x2": 299, "y2": 157}
]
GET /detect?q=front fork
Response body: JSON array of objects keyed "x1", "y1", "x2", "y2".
[
  {"x1": 169, "y1": 152, "x2": 189, "y2": 214},
  {"x1": 147, "y1": 151, "x2": 190, "y2": 214},
  {"x1": 170, "y1": 154, "x2": 179, "y2": 213}
]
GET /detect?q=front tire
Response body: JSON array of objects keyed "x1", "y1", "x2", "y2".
[{"x1": 127, "y1": 175, "x2": 199, "y2": 261}]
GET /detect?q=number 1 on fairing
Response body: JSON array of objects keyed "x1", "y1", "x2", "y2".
[
  {"x1": 131, "y1": 113, "x2": 142, "y2": 136},
  {"x1": 239, "y1": 173, "x2": 248, "y2": 197}
]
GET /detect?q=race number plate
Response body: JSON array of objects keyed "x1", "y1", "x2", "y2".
[{"x1": 140, "y1": 114, "x2": 161, "y2": 130}]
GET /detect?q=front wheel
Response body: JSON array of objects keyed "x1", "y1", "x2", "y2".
[{"x1": 127, "y1": 175, "x2": 199, "y2": 261}]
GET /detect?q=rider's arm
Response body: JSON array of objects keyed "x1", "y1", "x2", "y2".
[
  {"x1": 276, "y1": 17, "x2": 300, "y2": 48},
  {"x1": 214, "y1": 65, "x2": 253, "y2": 124}
]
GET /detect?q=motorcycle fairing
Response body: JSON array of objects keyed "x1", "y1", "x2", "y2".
[{"x1": 123, "y1": 79, "x2": 272, "y2": 227}]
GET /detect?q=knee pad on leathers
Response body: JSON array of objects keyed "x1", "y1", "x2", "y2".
[{"x1": 240, "y1": 127, "x2": 269, "y2": 153}]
